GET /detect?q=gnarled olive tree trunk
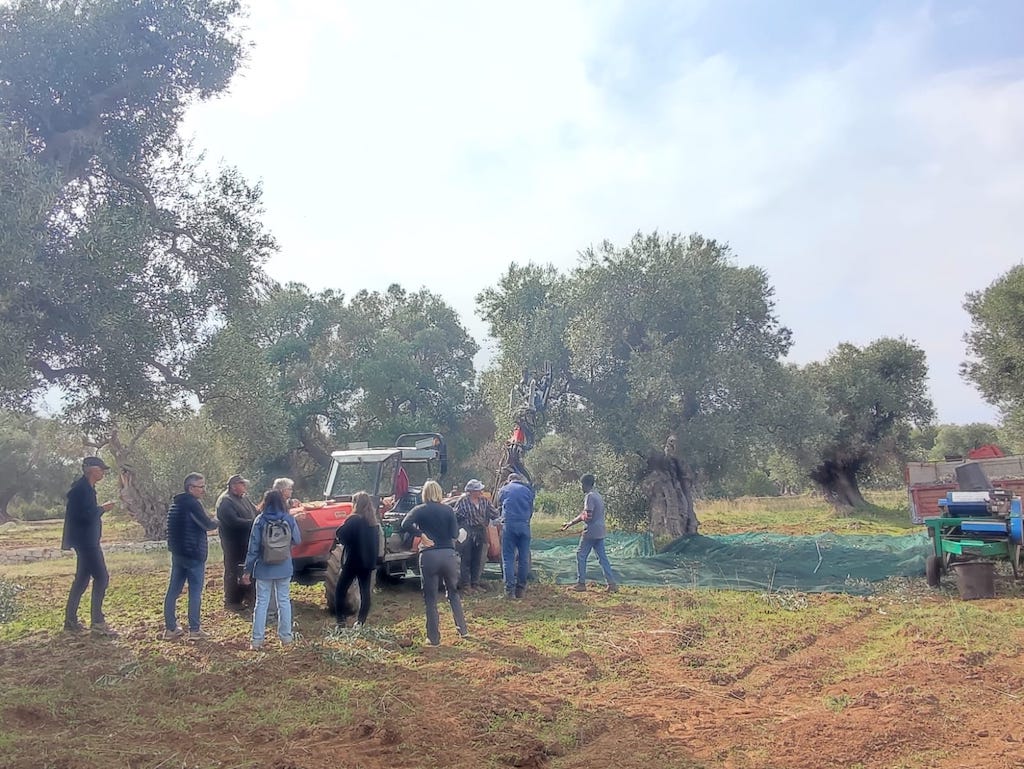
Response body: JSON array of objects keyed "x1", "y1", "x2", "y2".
[
  {"x1": 107, "y1": 428, "x2": 168, "y2": 540},
  {"x1": 0, "y1": 490, "x2": 15, "y2": 524},
  {"x1": 644, "y1": 435, "x2": 699, "y2": 538},
  {"x1": 809, "y1": 459, "x2": 868, "y2": 511}
]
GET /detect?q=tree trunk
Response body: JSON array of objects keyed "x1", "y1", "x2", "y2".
[
  {"x1": 0, "y1": 490, "x2": 14, "y2": 524},
  {"x1": 644, "y1": 436, "x2": 699, "y2": 538},
  {"x1": 108, "y1": 429, "x2": 168, "y2": 540},
  {"x1": 810, "y1": 459, "x2": 869, "y2": 511}
]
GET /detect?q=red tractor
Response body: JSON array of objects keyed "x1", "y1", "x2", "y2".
[{"x1": 288, "y1": 433, "x2": 448, "y2": 613}]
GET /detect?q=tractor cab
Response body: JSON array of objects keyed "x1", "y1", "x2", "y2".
[{"x1": 291, "y1": 434, "x2": 447, "y2": 577}]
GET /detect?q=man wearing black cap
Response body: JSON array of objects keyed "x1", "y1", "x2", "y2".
[
  {"x1": 62, "y1": 456, "x2": 117, "y2": 635},
  {"x1": 216, "y1": 474, "x2": 257, "y2": 610}
]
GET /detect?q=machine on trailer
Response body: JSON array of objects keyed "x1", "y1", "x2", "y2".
[{"x1": 923, "y1": 462, "x2": 1024, "y2": 593}]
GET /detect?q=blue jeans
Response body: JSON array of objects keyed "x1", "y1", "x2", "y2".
[
  {"x1": 253, "y1": 577, "x2": 293, "y2": 645},
  {"x1": 164, "y1": 555, "x2": 206, "y2": 632},
  {"x1": 501, "y1": 522, "x2": 531, "y2": 594},
  {"x1": 576, "y1": 536, "x2": 616, "y2": 585}
]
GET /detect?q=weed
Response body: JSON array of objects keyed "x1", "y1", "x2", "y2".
[
  {"x1": 824, "y1": 693, "x2": 855, "y2": 712},
  {"x1": 0, "y1": 577, "x2": 22, "y2": 623}
]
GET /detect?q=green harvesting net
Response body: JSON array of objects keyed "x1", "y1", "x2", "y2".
[{"x1": 528, "y1": 532, "x2": 932, "y2": 594}]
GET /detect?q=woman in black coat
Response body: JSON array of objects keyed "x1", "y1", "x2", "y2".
[{"x1": 334, "y1": 491, "x2": 380, "y2": 628}]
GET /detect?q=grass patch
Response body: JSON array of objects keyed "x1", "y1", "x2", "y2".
[
  {"x1": 0, "y1": 512, "x2": 143, "y2": 549},
  {"x1": 1, "y1": 501, "x2": 1019, "y2": 769},
  {"x1": 697, "y1": 490, "x2": 914, "y2": 536}
]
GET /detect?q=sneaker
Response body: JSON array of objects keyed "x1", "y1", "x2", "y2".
[
  {"x1": 281, "y1": 638, "x2": 294, "y2": 647},
  {"x1": 514, "y1": 585, "x2": 526, "y2": 599},
  {"x1": 352, "y1": 622, "x2": 363, "y2": 630},
  {"x1": 63, "y1": 620, "x2": 87, "y2": 633},
  {"x1": 161, "y1": 627, "x2": 186, "y2": 641},
  {"x1": 249, "y1": 642, "x2": 263, "y2": 651},
  {"x1": 458, "y1": 629, "x2": 470, "y2": 639},
  {"x1": 186, "y1": 629, "x2": 210, "y2": 641},
  {"x1": 573, "y1": 583, "x2": 587, "y2": 592},
  {"x1": 607, "y1": 583, "x2": 619, "y2": 593},
  {"x1": 90, "y1": 622, "x2": 118, "y2": 637},
  {"x1": 426, "y1": 639, "x2": 441, "y2": 647}
]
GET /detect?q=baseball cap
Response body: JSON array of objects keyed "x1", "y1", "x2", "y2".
[
  {"x1": 464, "y1": 479, "x2": 484, "y2": 492},
  {"x1": 227, "y1": 474, "x2": 250, "y2": 486},
  {"x1": 82, "y1": 456, "x2": 110, "y2": 471},
  {"x1": 507, "y1": 472, "x2": 524, "y2": 483}
]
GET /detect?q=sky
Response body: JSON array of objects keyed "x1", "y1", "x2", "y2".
[{"x1": 181, "y1": 0, "x2": 1024, "y2": 425}]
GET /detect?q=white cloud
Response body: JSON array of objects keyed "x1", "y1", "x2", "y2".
[{"x1": 181, "y1": 1, "x2": 1024, "y2": 424}]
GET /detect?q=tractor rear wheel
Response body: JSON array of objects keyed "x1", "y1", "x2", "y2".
[
  {"x1": 926, "y1": 554, "x2": 942, "y2": 588},
  {"x1": 325, "y1": 544, "x2": 362, "y2": 617}
]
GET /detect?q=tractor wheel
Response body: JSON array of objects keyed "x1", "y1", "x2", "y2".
[
  {"x1": 324, "y1": 544, "x2": 343, "y2": 615},
  {"x1": 926, "y1": 554, "x2": 942, "y2": 588}
]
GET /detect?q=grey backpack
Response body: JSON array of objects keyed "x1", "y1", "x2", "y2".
[{"x1": 261, "y1": 518, "x2": 292, "y2": 565}]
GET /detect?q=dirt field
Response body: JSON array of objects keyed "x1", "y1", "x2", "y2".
[{"x1": 2, "y1": 550, "x2": 1024, "y2": 769}]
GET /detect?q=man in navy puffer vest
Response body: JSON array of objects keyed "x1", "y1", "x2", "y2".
[{"x1": 163, "y1": 473, "x2": 219, "y2": 640}]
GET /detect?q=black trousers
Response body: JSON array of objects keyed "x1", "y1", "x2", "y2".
[
  {"x1": 221, "y1": 533, "x2": 253, "y2": 606},
  {"x1": 335, "y1": 564, "x2": 373, "y2": 624},
  {"x1": 458, "y1": 526, "x2": 488, "y2": 587},
  {"x1": 65, "y1": 545, "x2": 109, "y2": 626}
]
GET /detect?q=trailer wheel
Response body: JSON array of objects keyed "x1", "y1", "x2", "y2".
[{"x1": 926, "y1": 554, "x2": 942, "y2": 588}]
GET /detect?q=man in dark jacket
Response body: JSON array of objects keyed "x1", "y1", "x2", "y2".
[
  {"x1": 62, "y1": 457, "x2": 117, "y2": 635},
  {"x1": 162, "y1": 473, "x2": 219, "y2": 641},
  {"x1": 216, "y1": 474, "x2": 257, "y2": 610}
]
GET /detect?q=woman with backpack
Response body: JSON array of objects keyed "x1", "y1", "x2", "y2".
[
  {"x1": 333, "y1": 491, "x2": 381, "y2": 629},
  {"x1": 241, "y1": 490, "x2": 301, "y2": 650},
  {"x1": 401, "y1": 479, "x2": 469, "y2": 646}
]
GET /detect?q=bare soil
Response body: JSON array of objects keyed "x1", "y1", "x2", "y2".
[{"x1": 1, "y1": 568, "x2": 1023, "y2": 769}]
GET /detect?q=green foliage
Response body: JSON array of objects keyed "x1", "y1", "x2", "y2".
[
  {"x1": 0, "y1": 0, "x2": 273, "y2": 423},
  {"x1": 109, "y1": 414, "x2": 243, "y2": 507},
  {"x1": 784, "y1": 338, "x2": 935, "y2": 505},
  {"x1": 0, "y1": 411, "x2": 81, "y2": 519},
  {"x1": 925, "y1": 423, "x2": 1003, "y2": 461},
  {"x1": 9, "y1": 501, "x2": 62, "y2": 521},
  {"x1": 478, "y1": 233, "x2": 793, "y2": 531},
  {"x1": 195, "y1": 283, "x2": 484, "y2": 497},
  {"x1": 963, "y1": 265, "x2": 1024, "y2": 412}
]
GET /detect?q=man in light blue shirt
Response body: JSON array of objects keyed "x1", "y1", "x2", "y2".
[{"x1": 561, "y1": 473, "x2": 618, "y2": 593}]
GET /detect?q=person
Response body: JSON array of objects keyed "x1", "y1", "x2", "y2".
[
  {"x1": 454, "y1": 479, "x2": 499, "y2": 592},
  {"x1": 401, "y1": 479, "x2": 468, "y2": 646},
  {"x1": 561, "y1": 473, "x2": 618, "y2": 593},
  {"x1": 262, "y1": 477, "x2": 297, "y2": 619},
  {"x1": 62, "y1": 457, "x2": 117, "y2": 635},
  {"x1": 215, "y1": 474, "x2": 258, "y2": 611},
  {"x1": 163, "y1": 473, "x2": 219, "y2": 640},
  {"x1": 272, "y1": 477, "x2": 294, "y2": 499},
  {"x1": 497, "y1": 472, "x2": 536, "y2": 599},
  {"x1": 333, "y1": 491, "x2": 380, "y2": 628},
  {"x1": 242, "y1": 490, "x2": 301, "y2": 650}
]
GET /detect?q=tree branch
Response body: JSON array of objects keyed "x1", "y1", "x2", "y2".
[
  {"x1": 29, "y1": 358, "x2": 89, "y2": 380},
  {"x1": 148, "y1": 359, "x2": 191, "y2": 389}
]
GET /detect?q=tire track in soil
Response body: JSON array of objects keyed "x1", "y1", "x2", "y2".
[{"x1": 598, "y1": 606, "x2": 1024, "y2": 769}]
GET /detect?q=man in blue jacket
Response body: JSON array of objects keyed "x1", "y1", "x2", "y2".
[
  {"x1": 497, "y1": 472, "x2": 536, "y2": 599},
  {"x1": 163, "y1": 473, "x2": 219, "y2": 641},
  {"x1": 62, "y1": 457, "x2": 117, "y2": 635}
]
